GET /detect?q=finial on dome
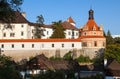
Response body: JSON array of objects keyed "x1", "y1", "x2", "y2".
[{"x1": 88, "y1": 9, "x2": 94, "y2": 20}]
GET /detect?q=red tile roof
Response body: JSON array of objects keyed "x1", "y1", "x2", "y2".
[
  {"x1": 0, "y1": 39, "x2": 81, "y2": 42},
  {"x1": 62, "y1": 21, "x2": 78, "y2": 30},
  {"x1": 42, "y1": 21, "x2": 78, "y2": 30},
  {"x1": 85, "y1": 19, "x2": 99, "y2": 31},
  {"x1": 67, "y1": 17, "x2": 75, "y2": 23}
]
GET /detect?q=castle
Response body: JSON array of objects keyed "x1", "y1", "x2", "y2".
[{"x1": 0, "y1": 9, "x2": 106, "y2": 61}]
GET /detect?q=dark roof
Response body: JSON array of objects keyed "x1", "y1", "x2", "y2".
[
  {"x1": 0, "y1": 11, "x2": 30, "y2": 23},
  {"x1": 106, "y1": 60, "x2": 120, "y2": 76},
  {"x1": 106, "y1": 60, "x2": 120, "y2": 71},
  {"x1": 67, "y1": 17, "x2": 75, "y2": 23},
  {"x1": 28, "y1": 54, "x2": 80, "y2": 71}
]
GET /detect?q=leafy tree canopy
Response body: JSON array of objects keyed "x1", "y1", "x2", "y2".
[
  {"x1": 105, "y1": 44, "x2": 120, "y2": 63},
  {"x1": 50, "y1": 20, "x2": 65, "y2": 38}
]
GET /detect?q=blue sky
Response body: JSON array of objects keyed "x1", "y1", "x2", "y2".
[{"x1": 21, "y1": 0, "x2": 120, "y2": 35}]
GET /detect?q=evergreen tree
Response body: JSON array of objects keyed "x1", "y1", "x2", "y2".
[
  {"x1": 34, "y1": 15, "x2": 44, "y2": 39},
  {"x1": 50, "y1": 20, "x2": 65, "y2": 38},
  {"x1": 106, "y1": 30, "x2": 113, "y2": 45}
]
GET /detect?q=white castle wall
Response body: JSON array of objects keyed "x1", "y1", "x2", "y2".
[{"x1": 0, "y1": 41, "x2": 82, "y2": 61}]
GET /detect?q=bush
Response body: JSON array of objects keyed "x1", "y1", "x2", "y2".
[
  {"x1": 76, "y1": 55, "x2": 91, "y2": 63},
  {"x1": 63, "y1": 51, "x2": 72, "y2": 60},
  {"x1": 49, "y1": 56, "x2": 62, "y2": 60}
]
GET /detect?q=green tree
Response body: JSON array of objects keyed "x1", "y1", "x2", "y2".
[
  {"x1": 0, "y1": 55, "x2": 22, "y2": 79},
  {"x1": 0, "y1": 0, "x2": 23, "y2": 24},
  {"x1": 113, "y1": 37, "x2": 120, "y2": 44},
  {"x1": 34, "y1": 15, "x2": 45, "y2": 38},
  {"x1": 76, "y1": 55, "x2": 91, "y2": 63},
  {"x1": 105, "y1": 44, "x2": 120, "y2": 63},
  {"x1": 63, "y1": 51, "x2": 72, "y2": 60},
  {"x1": 106, "y1": 30, "x2": 113, "y2": 45},
  {"x1": 50, "y1": 20, "x2": 65, "y2": 38}
]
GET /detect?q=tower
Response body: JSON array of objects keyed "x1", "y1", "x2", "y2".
[{"x1": 80, "y1": 9, "x2": 106, "y2": 59}]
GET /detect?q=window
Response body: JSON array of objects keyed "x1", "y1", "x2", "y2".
[
  {"x1": 84, "y1": 32, "x2": 86, "y2": 36},
  {"x1": 3, "y1": 33, "x2": 6, "y2": 37},
  {"x1": 1, "y1": 44, "x2": 4, "y2": 48},
  {"x1": 32, "y1": 44, "x2": 34, "y2": 48},
  {"x1": 68, "y1": 32, "x2": 71, "y2": 35},
  {"x1": 10, "y1": 33, "x2": 15, "y2": 37},
  {"x1": 21, "y1": 25, "x2": 24, "y2": 28},
  {"x1": 32, "y1": 29, "x2": 34, "y2": 33},
  {"x1": 52, "y1": 44, "x2": 54, "y2": 47},
  {"x1": 103, "y1": 42, "x2": 105, "y2": 47},
  {"x1": 94, "y1": 41, "x2": 97, "y2": 47},
  {"x1": 62, "y1": 44, "x2": 64, "y2": 47},
  {"x1": 72, "y1": 44, "x2": 74, "y2": 47},
  {"x1": 76, "y1": 33, "x2": 78, "y2": 36},
  {"x1": 72, "y1": 29, "x2": 74, "y2": 38},
  {"x1": 11, "y1": 44, "x2": 14, "y2": 48},
  {"x1": 94, "y1": 32, "x2": 96, "y2": 35},
  {"x1": 47, "y1": 31, "x2": 49, "y2": 35},
  {"x1": 21, "y1": 31, "x2": 24, "y2": 36},
  {"x1": 22, "y1": 44, "x2": 24, "y2": 48},
  {"x1": 82, "y1": 42, "x2": 87, "y2": 47},
  {"x1": 42, "y1": 44, "x2": 44, "y2": 48}
]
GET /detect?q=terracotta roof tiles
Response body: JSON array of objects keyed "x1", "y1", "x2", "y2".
[
  {"x1": 67, "y1": 17, "x2": 75, "y2": 23},
  {"x1": 0, "y1": 39, "x2": 81, "y2": 42},
  {"x1": 85, "y1": 19, "x2": 99, "y2": 31}
]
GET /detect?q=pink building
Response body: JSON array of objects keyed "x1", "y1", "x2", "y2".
[{"x1": 79, "y1": 9, "x2": 106, "y2": 58}]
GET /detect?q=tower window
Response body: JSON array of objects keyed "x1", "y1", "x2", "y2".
[
  {"x1": 84, "y1": 32, "x2": 86, "y2": 36},
  {"x1": 82, "y1": 42, "x2": 87, "y2": 47},
  {"x1": 103, "y1": 42, "x2": 105, "y2": 47},
  {"x1": 94, "y1": 41, "x2": 97, "y2": 47}
]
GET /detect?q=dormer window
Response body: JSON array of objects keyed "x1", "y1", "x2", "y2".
[{"x1": 93, "y1": 26, "x2": 96, "y2": 30}]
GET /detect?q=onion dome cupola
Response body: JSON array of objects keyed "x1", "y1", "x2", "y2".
[{"x1": 89, "y1": 9, "x2": 94, "y2": 20}]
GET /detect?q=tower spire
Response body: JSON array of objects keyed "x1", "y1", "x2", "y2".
[{"x1": 88, "y1": 9, "x2": 94, "y2": 20}]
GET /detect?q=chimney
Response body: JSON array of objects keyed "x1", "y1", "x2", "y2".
[{"x1": 21, "y1": 12, "x2": 26, "y2": 18}]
